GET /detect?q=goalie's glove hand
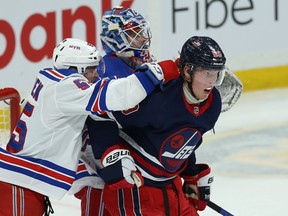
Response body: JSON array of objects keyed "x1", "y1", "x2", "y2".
[
  {"x1": 182, "y1": 164, "x2": 214, "y2": 211},
  {"x1": 216, "y1": 67, "x2": 243, "y2": 112},
  {"x1": 136, "y1": 60, "x2": 179, "y2": 85},
  {"x1": 99, "y1": 145, "x2": 144, "y2": 190}
]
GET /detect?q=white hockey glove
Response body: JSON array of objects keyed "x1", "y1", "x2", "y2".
[
  {"x1": 136, "y1": 60, "x2": 179, "y2": 85},
  {"x1": 99, "y1": 145, "x2": 143, "y2": 190},
  {"x1": 182, "y1": 164, "x2": 214, "y2": 211},
  {"x1": 216, "y1": 68, "x2": 243, "y2": 112}
]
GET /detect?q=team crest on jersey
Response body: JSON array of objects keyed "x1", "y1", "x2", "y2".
[{"x1": 160, "y1": 128, "x2": 201, "y2": 172}]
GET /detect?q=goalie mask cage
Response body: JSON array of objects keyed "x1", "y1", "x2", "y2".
[{"x1": 0, "y1": 88, "x2": 21, "y2": 146}]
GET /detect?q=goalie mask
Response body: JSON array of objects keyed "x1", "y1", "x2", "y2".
[
  {"x1": 179, "y1": 36, "x2": 226, "y2": 86},
  {"x1": 100, "y1": 6, "x2": 152, "y2": 62},
  {"x1": 53, "y1": 38, "x2": 105, "y2": 75}
]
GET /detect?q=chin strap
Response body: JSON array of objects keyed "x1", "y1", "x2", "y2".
[
  {"x1": 183, "y1": 66, "x2": 202, "y2": 103},
  {"x1": 183, "y1": 83, "x2": 205, "y2": 104}
]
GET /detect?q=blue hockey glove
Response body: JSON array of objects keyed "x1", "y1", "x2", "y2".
[
  {"x1": 136, "y1": 60, "x2": 179, "y2": 85},
  {"x1": 182, "y1": 164, "x2": 214, "y2": 211},
  {"x1": 99, "y1": 145, "x2": 143, "y2": 190}
]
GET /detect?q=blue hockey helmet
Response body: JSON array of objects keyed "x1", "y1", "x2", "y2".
[
  {"x1": 179, "y1": 36, "x2": 226, "y2": 71},
  {"x1": 100, "y1": 6, "x2": 152, "y2": 58},
  {"x1": 179, "y1": 36, "x2": 226, "y2": 86}
]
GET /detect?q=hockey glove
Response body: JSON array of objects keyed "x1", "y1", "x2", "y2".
[
  {"x1": 216, "y1": 67, "x2": 243, "y2": 112},
  {"x1": 136, "y1": 60, "x2": 179, "y2": 85},
  {"x1": 99, "y1": 145, "x2": 144, "y2": 190},
  {"x1": 182, "y1": 164, "x2": 214, "y2": 211}
]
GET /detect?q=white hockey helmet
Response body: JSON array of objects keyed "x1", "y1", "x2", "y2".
[{"x1": 53, "y1": 38, "x2": 103, "y2": 74}]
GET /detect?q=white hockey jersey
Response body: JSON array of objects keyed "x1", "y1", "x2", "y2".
[
  {"x1": 68, "y1": 147, "x2": 104, "y2": 195},
  {"x1": 0, "y1": 68, "x2": 155, "y2": 199},
  {"x1": 69, "y1": 125, "x2": 104, "y2": 195}
]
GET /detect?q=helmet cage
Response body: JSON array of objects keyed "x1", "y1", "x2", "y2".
[
  {"x1": 120, "y1": 22, "x2": 151, "y2": 52},
  {"x1": 100, "y1": 7, "x2": 152, "y2": 55}
]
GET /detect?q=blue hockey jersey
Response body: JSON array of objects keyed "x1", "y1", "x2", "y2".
[{"x1": 89, "y1": 55, "x2": 222, "y2": 187}]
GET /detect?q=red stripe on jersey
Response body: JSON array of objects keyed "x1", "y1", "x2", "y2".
[
  {"x1": 92, "y1": 79, "x2": 107, "y2": 113},
  {"x1": 46, "y1": 69, "x2": 65, "y2": 79},
  {"x1": 76, "y1": 163, "x2": 87, "y2": 172},
  {"x1": 0, "y1": 152, "x2": 74, "y2": 185},
  {"x1": 131, "y1": 151, "x2": 187, "y2": 178},
  {"x1": 117, "y1": 143, "x2": 187, "y2": 179}
]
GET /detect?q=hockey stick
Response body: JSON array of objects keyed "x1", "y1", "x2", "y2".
[
  {"x1": 185, "y1": 187, "x2": 234, "y2": 216},
  {"x1": 207, "y1": 200, "x2": 234, "y2": 216},
  {"x1": 83, "y1": 151, "x2": 232, "y2": 215}
]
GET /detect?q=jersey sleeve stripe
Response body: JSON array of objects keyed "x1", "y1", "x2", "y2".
[
  {"x1": 0, "y1": 161, "x2": 72, "y2": 190},
  {"x1": 39, "y1": 69, "x2": 65, "y2": 82},
  {"x1": 0, "y1": 148, "x2": 74, "y2": 190},
  {"x1": 134, "y1": 72, "x2": 156, "y2": 95},
  {"x1": 86, "y1": 79, "x2": 110, "y2": 113}
]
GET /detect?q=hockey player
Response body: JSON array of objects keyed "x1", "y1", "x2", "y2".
[
  {"x1": 87, "y1": 35, "x2": 243, "y2": 216},
  {"x1": 98, "y1": 6, "x2": 155, "y2": 77},
  {"x1": 69, "y1": 57, "x2": 109, "y2": 216},
  {"x1": 72, "y1": 6, "x2": 156, "y2": 216},
  {"x1": 74, "y1": 6, "x2": 243, "y2": 216},
  {"x1": 0, "y1": 38, "x2": 179, "y2": 216}
]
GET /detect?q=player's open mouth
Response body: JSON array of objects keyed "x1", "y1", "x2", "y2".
[{"x1": 204, "y1": 87, "x2": 212, "y2": 93}]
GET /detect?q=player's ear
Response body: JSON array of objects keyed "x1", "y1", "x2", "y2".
[{"x1": 183, "y1": 65, "x2": 192, "y2": 82}]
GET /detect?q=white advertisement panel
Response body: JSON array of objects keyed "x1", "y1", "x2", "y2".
[{"x1": 1, "y1": 0, "x2": 288, "y2": 98}]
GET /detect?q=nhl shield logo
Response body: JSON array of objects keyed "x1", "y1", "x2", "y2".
[{"x1": 194, "y1": 106, "x2": 199, "y2": 114}]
